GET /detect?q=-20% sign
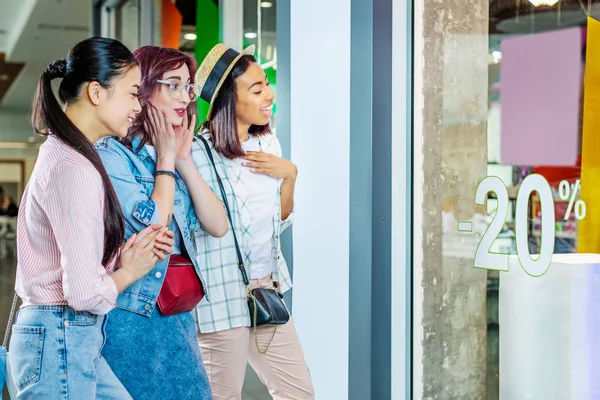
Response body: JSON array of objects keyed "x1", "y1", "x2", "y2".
[{"x1": 460, "y1": 175, "x2": 586, "y2": 277}]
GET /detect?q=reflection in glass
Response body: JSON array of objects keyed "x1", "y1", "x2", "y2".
[{"x1": 485, "y1": 2, "x2": 595, "y2": 399}]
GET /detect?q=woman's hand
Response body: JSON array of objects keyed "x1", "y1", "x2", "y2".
[
  {"x1": 153, "y1": 229, "x2": 175, "y2": 256},
  {"x1": 175, "y1": 113, "x2": 196, "y2": 163},
  {"x1": 145, "y1": 106, "x2": 176, "y2": 162},
  {"x1": 147, "y1": 107, "x2": 177, "y2": 227},
  {"x1": 242, "y1": 151, "x2": 298, "y2": 180},
  {"x1": 134, "y1": 224, "x2": 175, "y2": 257},
  {"x1": 118, "y1": 225, "x2": 167, "y2": 282}
]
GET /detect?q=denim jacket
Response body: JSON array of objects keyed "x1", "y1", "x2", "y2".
[{"x1": 95, "y1": 136, "x2": 206, "y2": 317}]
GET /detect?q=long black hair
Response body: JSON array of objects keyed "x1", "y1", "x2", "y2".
[
  {"x1": 201, "y1": 55, "x2": 270, "y2": 159},
  {"x1": 31, "y1": 37, "x2": 137, "y2": 266}
]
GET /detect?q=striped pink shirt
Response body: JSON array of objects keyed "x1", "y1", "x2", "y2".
[{"x1": 16, "y1": 135, "x2": 118, "y2": 315}]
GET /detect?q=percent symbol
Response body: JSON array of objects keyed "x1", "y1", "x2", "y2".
[
  {"x1": 468, "y1": 174, "x2": 587, "y2": 277},
  {"x1": 558, "y1": 179, "x2": 586, "y2": 221}
]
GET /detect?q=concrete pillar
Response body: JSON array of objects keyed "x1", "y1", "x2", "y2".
[{"x1": 414, "y1": 0, "x2": 490, "y2": 398}]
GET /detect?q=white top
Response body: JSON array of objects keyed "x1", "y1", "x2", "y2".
[
  {"x1": 145, "y1": 144, "x2": 157, "y2": 159},
  {"x1": 191, "y1": 131, "x2": 295, "y2": 333},
  {"x1": 235, "y1": 136, "x2": 279, "y2": 279}
]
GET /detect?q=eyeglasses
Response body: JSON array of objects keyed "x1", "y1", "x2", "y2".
[{"x1": 157, "y1": 80, "x2": 200, "y2": 102}]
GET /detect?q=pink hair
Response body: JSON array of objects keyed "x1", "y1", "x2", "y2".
[{"x1": 127, "y1": 46, "x2": 198, "y2": 150}]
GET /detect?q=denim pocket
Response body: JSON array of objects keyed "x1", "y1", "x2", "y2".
[
  {"x1": 69, "y1": 311, "x2": 98, "y2": 327},
  {"x1": 10, "y1": 326, "x2": 44, "y2": 391}
]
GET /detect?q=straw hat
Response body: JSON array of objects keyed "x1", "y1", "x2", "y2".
[{"x1": 195, "y1": 43, "x2": 256, "y2": 118}]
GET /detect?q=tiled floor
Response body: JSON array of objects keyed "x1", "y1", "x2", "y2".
[{"x1": 0, "y1": 256, "x2": 271, "y2": 399}]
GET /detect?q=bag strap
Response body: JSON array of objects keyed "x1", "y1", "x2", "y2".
[
  {"x1": 197, "y1": 135, "x2": 250, "y2": 287},
  {"x1": 198, "y1": 136, "x2": 280, "y2": 354},
  {"x1": 3, "y1": 292, "x2": 18, "y2": 348}
]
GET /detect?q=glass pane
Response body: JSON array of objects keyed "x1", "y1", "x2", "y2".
[
  {"x1": 418, "y1": 1, "x2": 600, "y2": 398},
  {"x1": 243, "y1": 0, "x2": 277, "y2": 127},
  {"x1": 117, "y1": 0, "x2": 140, "y2": 50}
]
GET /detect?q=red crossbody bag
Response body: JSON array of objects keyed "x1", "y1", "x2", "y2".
[{"x1": 156, "y1": 253, "x2": 204, "y2": 315}]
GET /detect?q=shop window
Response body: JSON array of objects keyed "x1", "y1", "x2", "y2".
[
  {"x1": 418, "y1": 0, "x2": 600, "y2": 398},
  {"x1": 116, "y1": 0, "x2": 141, "y2": 50},
  {"x1": 93, "y1": 0, "x2": 156, "y2": 47},
  {"x1": 243, "y1": 0, "x2": 277, "y2": 127}
]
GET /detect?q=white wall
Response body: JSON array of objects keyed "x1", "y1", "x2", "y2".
[
  {"x1": 289, "y1": 0, "x2": 351, "y2": 398},
  {"x1": 0, "y1": 162, "x2": 22, "y2": 182},
  {"x1": 0, "y1": 110, "x2": 39, "y2": 202},
  {"x1": 0, "y1": 160, "x2": 23, "y2": 203},
  {"x1": 0, "y1": 147, "x2": 38, "y2": 175},
  {"x1": 0, "y1": 147, "x2": 39, "y2": 203},
  {"x1": 412, "y1": 0, "x2": 425, "y2": 396},
  {"x1": 0, "y1": 111, "x2": 35, "y2": 142}
]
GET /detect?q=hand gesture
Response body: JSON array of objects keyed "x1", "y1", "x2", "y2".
[
  {"x1": 242, "y1": 151, "x2": 298, "y2": 180},
  {"x1": 118, "y1": 225, "x2": 167, "y2": 281},
  {"x1": 134, "y1": 224, "x2": 175, "y2": 257},
  {"x1": 145, "y1": 106, "x2": 176, "y2": 161},
  {"x1": 175, "y1": 112, "x2": 196, "y2": 161}
]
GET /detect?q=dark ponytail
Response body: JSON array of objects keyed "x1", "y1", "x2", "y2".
[{"x1": 31, "y1": 37, "x2": 137, "y2": 266}]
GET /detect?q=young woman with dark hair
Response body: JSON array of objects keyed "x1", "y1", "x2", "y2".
[
  {"x1": 10, "y1": 37, "x2": 174, "y2": 399},
  {"x1": 191, "y1": 44, "x2": 314, "y2": 400},
  {"x1": 95, "y1": 45, "x2": 226, "y2": 400}
]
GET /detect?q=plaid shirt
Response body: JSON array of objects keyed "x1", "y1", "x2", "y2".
[{"x1": 191, "y1": 131, "x2": 294, "y2": 333}]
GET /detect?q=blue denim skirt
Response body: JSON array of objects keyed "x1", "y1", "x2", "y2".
[
  {"x1": 8, "y1": 305, "x2": 132, "y2": 399},
  {"x1": 102, "y1": 307, "x2": 212, "y2": 400}
]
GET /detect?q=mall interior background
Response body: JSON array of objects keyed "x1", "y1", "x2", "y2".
[
  {"x1": 3, "y1": 0, "x2": 598, "y2": 399},
  {"x1": 0, "y1": 1, "x2": 280, "y2": 399},
  {"x1": 0, "y1": 0, "x2": 411, "y2": 399}
]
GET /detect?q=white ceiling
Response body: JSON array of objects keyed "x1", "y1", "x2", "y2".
[
  {"x1": 0, "y1": 0, "x2": 30, "y2": 51},
  {"x1": 0, "y1": 0, "x2": 91, "y2": 111}
]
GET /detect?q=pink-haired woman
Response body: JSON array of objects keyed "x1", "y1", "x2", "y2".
[{"x1": 95, "y1": 46, "x2": 227, "y2": 400}]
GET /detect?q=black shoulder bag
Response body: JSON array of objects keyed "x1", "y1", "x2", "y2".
[{"x1": 198, "y1": 135, "x2": 290, "y2": 354}]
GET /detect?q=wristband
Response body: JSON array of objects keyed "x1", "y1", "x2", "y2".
[{"x1": 155, "y1": 170, "x2": 176, "y2": 179}]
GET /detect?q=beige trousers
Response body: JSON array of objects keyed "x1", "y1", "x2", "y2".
[{"x1": 197, "y1": 276, "x2": 315, "y2": 400}]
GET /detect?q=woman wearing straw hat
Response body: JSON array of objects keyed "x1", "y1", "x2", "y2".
[{"x1": 190, "y1": 44, "x2": 314, "y2": 399}]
